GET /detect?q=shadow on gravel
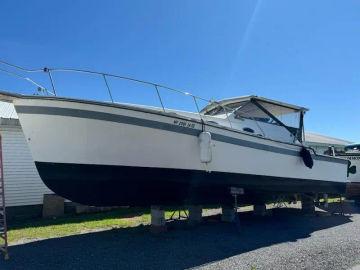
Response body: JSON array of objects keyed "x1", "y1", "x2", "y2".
[
  {"x1": 316, "y1": 201, "x2": 360, "y2": 215},
  {"x1": 0, "y1": 208, "x2": 353, "y2": 270}
]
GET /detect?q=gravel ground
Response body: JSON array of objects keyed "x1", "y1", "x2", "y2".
[{"x1": 1, "y1": 205, "x2": 360, "y2": 270}]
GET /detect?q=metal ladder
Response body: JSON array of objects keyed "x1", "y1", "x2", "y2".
[{"x1": 0, "y1": 135, "x2": 9, "y2": 260}]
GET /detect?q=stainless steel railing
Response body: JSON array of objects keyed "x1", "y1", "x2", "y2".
[{"x1": 0, "y1": 60, "x2": 234, "y2": 128}]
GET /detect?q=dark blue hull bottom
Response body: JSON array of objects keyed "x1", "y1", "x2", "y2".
[{"x1": 35, "y1": 162, "x2": 347, "y2": 207}]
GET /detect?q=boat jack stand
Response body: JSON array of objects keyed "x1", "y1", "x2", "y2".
[
  {"x1": 301, "y1": 193, "x2": 315, "y2": 215},
  {"x1": 272, "y1": 195, "x2": 290, "y2": 208},
  {"x1": 168, "y1": 209, "x2": 188, "y2": 221},
  {"x1": 329, "y1": 195, "x2": 345, "y2": 216},
  {"x1": 230, "y1": 187, "x2": 244, "y2": 231}
]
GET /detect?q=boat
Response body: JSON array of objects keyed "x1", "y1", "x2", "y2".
[
  {"x1": 333, "y1": 144, "x2": 360, "y2": 200},
  {"x1": 0, "y1": 66, "x2": 350, "y2": 207}
]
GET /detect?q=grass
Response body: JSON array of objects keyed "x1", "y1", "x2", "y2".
[
  {"x1": 6, "y1": 207, "x2": 192, "y2": 245},
  {"x1": 7, "y1": 208, "x2": 147, "y2": 244},
  {"x1": 317, "y1": 197, "x2": 343, "y2": 203}
]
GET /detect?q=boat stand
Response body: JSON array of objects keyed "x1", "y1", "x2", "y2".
[
  {"x1": 230, "y1": 187, "x2": 244, "y2": 231},
  {"x1": 328, "y1": 195, "x2": 345, "y2": 216},
  {"x1": 168, "y1": 209, "x2": 188, "y2": 221},
  {"x1": 0, "y1": 135, "x2": 9, "y2": 260},
  {"x1": 301, "y1": 194, "x2": 316, "y2": 215},
  {"x1": 168, "y1": 206, "x2": 203, "y2": 226},
  {"x1": 272, "y1": 195, "x2": 290, "y2": 208}
]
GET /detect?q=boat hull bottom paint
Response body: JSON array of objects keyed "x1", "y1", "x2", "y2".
[{"x1": 35, "y1": 162, "x2": 347, "y2": 207}]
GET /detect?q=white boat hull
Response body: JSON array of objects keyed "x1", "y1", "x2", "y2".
[{"x1": 12, "y1": 97, "x2": 349, "y2": 206}]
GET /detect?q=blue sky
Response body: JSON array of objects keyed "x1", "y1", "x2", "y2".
[{"x1": 0, "y1": 0, "x2": 359, "y2": 142}]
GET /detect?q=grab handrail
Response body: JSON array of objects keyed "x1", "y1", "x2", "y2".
[{"x1": 0, "y1": 67, "x2": 48, "y2": 94}]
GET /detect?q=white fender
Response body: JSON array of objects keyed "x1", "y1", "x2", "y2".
[{"x1": 199, "y1": 131, "x2": 212, "y2": 163}]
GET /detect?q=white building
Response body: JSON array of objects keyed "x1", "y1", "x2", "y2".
[{"x1": 305, "y1": 131, "x2": 352, "y2": 154}]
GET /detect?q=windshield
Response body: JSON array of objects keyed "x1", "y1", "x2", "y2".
[
  {"x1": 203, "y1": 98, "x2": 304, "y2": 143},
  {"x1": 204, "y1": 101, "x2": 247, "y2": 116},
  {"x1": 234, "y1": 100, "x2": 301, "y2": 129}
]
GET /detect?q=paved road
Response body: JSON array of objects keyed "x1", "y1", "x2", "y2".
[{"x1": 1, "y1": 206, "x2": 360, "y2": 270}]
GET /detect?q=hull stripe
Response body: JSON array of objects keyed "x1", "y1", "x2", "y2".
[{"x1": 15, "y1": 105, "x2": 347, "y2": 165}]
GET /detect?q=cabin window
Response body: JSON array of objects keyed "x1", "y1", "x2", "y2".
[
  {"x1": 235, "y1": 101, "x2": 299, "y2": 127},
  {"x1": 202, "y1": 97, "x2": 305, "y2": 143},
  {"x1": 205, "y1": 101, "x2": 247, "y2": 116}
]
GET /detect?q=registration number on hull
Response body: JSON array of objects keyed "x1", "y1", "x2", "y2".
[
  {"x1": 347, "y1": 156, "x2": 360, "y2": 161},
  {"x1": 173, "y1": 119, "x2": 195, "y2": 129}
]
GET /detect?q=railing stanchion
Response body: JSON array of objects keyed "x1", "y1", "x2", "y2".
[
  {"x1": 154, "y1": 85, "x2": 165, "y2": 112},
  {"x1": 193, "y1": 96, "x2": 201, "y2": 115},
  {"x1": 102, "y1": 75, "x2": 114, "y2": 103},
  {"x1": 193, "y1": 96, "x2": 206, "y2": 123},
  {"x1": 47, "y1": 69, "x2": 57, "y2": 96},
  {"x1": 3, "y1": 62, "x2": 240, "y2": 126},
  {"x1": 221, "y1": 105, "x2": 233, "y2": 128}
]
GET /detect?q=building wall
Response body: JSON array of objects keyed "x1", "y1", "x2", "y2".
[
  {"x1": 304, "y1": 131, "x2": 352, "y2": 154},
  {"x1": 0, "y1": 124, "x2": 52, "y2": 207}
]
